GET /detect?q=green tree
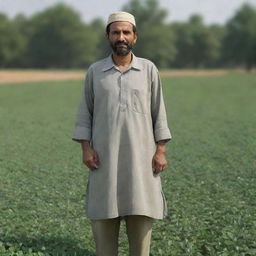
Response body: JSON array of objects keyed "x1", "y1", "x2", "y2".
[
  {"x1": 0, "y1": 13, "x2": 26, "y2": 67},
  {"x1": 26, "y1": 3, "x2": 98, "y2": 68},
  {"x1": 9, "y1": 14, "x2": 32, "y2": 67},
  {"x1": 223, "y1": 3, "x2": 256, "y2": 70},
  {"x1": 171, "y1": 15, "x2": 221, "y2": 68},
  {"x1": 208, "y1": 24, "x2": 227, "y2": 67},
  {"x1": 123, "y1": 0, "x2": 176, "y2": 68},
  {"x1": 89, "y1": 18, "x2": 109, "y2": 60}
]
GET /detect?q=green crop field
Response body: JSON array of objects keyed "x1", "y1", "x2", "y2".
[{"x1": 0, "y1": 73, "x2": 255, "y2": 256}]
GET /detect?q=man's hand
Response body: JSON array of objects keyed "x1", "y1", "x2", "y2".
[
  {"x1": 152, "y1": 141, "x2": 167, "y2": 174},
  {"x1": 81, "y1": 140, "x2": 100, "y2": 170}
]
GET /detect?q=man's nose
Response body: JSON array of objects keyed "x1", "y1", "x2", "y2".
[{"x1": 118, "y1": 32, "x2": 125, "y2": 41}]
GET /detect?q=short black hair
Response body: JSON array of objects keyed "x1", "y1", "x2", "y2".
[{"x1": 106, "y1": 23, "x2": 137, "y2": 35}]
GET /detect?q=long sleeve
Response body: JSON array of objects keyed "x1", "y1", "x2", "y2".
[
  {"x1": 150, "y1": 65, "x2": 172, "y2": 143},
  {"x1": 72, "y1": 67, "x2": 94, "y2": 142}
]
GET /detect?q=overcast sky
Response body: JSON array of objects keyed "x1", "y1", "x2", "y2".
[{"x1": 1, "y1": 0, "x2": 256, "y2": 25}]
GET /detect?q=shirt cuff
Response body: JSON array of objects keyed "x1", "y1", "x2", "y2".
[
  {"x1": 72, "y1": 126, "x2": 91, "y2": 142},
  {"x1": 154, "y1": 128, "x2": 172, "y2": 143}
]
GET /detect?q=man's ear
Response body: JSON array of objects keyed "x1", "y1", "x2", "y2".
[{"x1": 134, "y1": 32, "x2": 138, "y2": 44}]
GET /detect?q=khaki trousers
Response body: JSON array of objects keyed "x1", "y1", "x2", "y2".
[{"x1": 91, "y1": 215, "x2": 154, "y2": 256}]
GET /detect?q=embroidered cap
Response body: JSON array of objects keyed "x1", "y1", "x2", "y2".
[{"x1": 107, "y1": 11, "x2": 136, "y2": 27}]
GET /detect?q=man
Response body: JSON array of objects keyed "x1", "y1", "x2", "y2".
[{"x1": 72, "y1": 11, "x2": 171, "y2": 256}]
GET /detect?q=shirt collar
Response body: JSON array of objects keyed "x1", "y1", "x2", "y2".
[{"x1": 102, "y1": 53, "x2": 142, "y2": 72}]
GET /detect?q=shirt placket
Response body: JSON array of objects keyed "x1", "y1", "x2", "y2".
[{"x1": 119, "y1": 72, "x2": 128, "y2": 112}]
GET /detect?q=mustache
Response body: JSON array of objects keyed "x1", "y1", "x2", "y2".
[{"x1": 114, "y1": 41, "x2": 129, "y2": 46}]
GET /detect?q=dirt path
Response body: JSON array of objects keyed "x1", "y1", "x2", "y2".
[
  {"x1": 160, "y1": 69, "x2": 230, "y2": 77},
  {"x1": 0, "y1": 71, "x2": 85, "y2": 84},
  {"x1": 0, "y1": 69, "x2": 254, "y2": 84}
]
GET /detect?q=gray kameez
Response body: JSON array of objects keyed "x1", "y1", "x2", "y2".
[{"x1": 72, "y1": 54, "x2": 171, "y2": 220}]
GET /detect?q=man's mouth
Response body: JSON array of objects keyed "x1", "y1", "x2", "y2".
[{"x1": 115, "y1": 42, "x2": 128, "y2": 47}]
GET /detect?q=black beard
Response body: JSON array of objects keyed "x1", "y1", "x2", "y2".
[{"x1": 110, "y1": 41, "x2": 132, "y2": 56}]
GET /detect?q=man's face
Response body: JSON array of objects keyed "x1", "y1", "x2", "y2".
[{"x1": 107, "y1": 21, "x2": 137, "y2": 56}]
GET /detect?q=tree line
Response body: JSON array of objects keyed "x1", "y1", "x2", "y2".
[{"x1": 0, "y1": 0, "x2": 256, "y2": 70}]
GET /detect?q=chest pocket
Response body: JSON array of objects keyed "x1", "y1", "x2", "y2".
[{"x1": 131, "y1": 89, "x2": 150, "y2": 115}]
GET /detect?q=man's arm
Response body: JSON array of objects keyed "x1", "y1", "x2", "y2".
[
  {"x1": 72, "y1": 67, "x2": 94, "y2": 143},
  {"x1": 72, "y1": 67, "x2": 100, "y2": 170},
  {"x1": 150, "y1": 66, "x2": 171, "y2": 143},
  {"x1": 150, "y1": 65, "x2": 171, "y2": 174}
]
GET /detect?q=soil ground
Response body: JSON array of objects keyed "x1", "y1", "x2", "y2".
[{"x1": 0, "y1": 69, "x2": 255, "y2": 84}]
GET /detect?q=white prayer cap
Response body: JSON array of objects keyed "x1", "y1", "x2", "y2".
[{"x1": 107, "y1": 11, "x2": 136, "y2": 27}]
